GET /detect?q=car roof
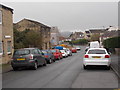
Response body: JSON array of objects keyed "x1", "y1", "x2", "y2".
[
  {"x1": 17, "y1": 48, "x2": 37, "y2": 50},
  {"x1": 88, "y1": 48, "x2": 106, "y2": 50}
]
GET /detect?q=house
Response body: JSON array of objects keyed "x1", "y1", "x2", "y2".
[
  {"x1": 69, "y1": 32, "x2": 84, "y2": 40},
  {"x1": 50, "y1": 26, "x2": 60, "y2": 46},
  {"x1": 100, "y1": 30, "x2": 120, "y2": 42},
  {"x1": 0, "y1": 4, "x2": 14, "y2": 64},
  {"x1": 14, "y1": 18, "x2": 51, "y2": 50},
  {"x1": 84, "y1": 28, "x2": 108, "y2": 40},
  {"x1": 84, "y1": 30, "x2": 91, "y2": 40}
]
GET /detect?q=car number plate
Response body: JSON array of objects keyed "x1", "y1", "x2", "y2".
[
  {"x1": 92, "y1": 56, "x2": 101, "y2": 58},
  {"x1": 17, "y1": 58, "x2": 25, "y2": 60}
]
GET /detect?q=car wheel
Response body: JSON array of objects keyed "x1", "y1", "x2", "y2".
[
  {"x1": 33, "y1": 62, "x2": 38, "y2": 70},
  {"x1": 83, "y1": 65, "x2": 87, "y2": 70},
  {"x1": 106, "y1": 66, "x2": 110, "y2": 70},
  {"x1": 43, "y1": 60, "x2": 47, "y2": 66},
  {"x1": 49, "y1": 58, "x2": 52, "y2": 64},
  {"x1": 12, "y1": 67, "x2": 18, "y2": 71},
  {"x1": 58, "y1": 56, "x2": 61, "y2": 60}
]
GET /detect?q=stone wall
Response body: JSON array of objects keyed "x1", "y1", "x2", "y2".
[{"x1": 1, "y1": 7, "x2": 14, "y2": 64}]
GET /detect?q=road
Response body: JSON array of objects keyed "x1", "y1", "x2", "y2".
[{"x1": 2, "y1": 46, "x2": 118, "y2": 88}]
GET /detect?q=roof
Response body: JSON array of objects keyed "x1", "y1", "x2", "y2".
[
  {"x1": 16, "y1": 18, "x2": 51, "y2": 28},
  {"x1": 89, "y1": 29, "x2": 107, "y2": 33},
  {"x1": 85, "y1": 31, "x2": 90, "y2": 33},
  {"x1": 0, "y1": 4, "x2": 13, "y2": 13},
  {"x1": 25, "y1": 19, "x2": 51, "y2": 28},
  {"x1": 88, "y1": 48, "x2": 106, "y2": 50},
  {"x1": 75, "y1": 32, "x2": 84, "y2": 34},
  {"x1": 101, "y1": 30, "x2": 120, "y2": 37}
]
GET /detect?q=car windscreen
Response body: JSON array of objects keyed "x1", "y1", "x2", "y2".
[
  {"x1": 14, "y1": 49, "x2": 30, "y2": 55},
  {"x1": 88, "y1": 50, "x2": 106, "y2": 54}
]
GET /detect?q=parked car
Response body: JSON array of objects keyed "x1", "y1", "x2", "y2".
[
  {"x1": 60, "y1": 50, "x2": 68, "y2": 57},
  {"x1": 83, "y1": 48, "x2": 111, "y2": 70},
  {"x1": 66, "y1": 48, "x2": 72, "y2": 56},
  {"x1": 41, "y1": 50, "x2": 55, "y2": 64},
  {"x1": 11, "y1": 48, "x2": 47, "y2": 70},
  {"x1": 50, "y1": 49, "x2": 63, "y2": 60},
  {"x1": 71, "y1": 48, "x2": 77, "y2": 53},
  {"x1": 75, "y1": 46, "x2": 81, "y2": 51}
]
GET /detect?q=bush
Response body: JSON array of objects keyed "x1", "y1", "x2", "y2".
[
  {"x1": 70, "y1": 39, "x2": 88, "y2": 45},
  {"x1": 14, "y1": 29, "x2": 43, "y2": 49},
  {"x1": 103, "y1": 37, "x2": 120, "y2": 48},
  {"x1": 103, "y1": 37, "x2": 120, "y2": 53}
]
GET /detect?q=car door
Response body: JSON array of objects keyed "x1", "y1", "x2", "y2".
[
  {"x1": 31, "y1": 49, "x2": 41, "y2": 65},
  {"x1": 38, "y1": 49, "x2": 45, "y2": 65}
]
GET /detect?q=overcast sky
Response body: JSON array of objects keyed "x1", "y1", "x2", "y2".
[{"x1": 1, "y1": 2, "x2": 118, "y2": 32}]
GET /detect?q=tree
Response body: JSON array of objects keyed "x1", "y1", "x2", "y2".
[
  {"x1": 14, "y1": 29, "x2": 43, "y2": 49},
  {"x1": 23, "y1": 31, "x2": 43, "y2": 49}
]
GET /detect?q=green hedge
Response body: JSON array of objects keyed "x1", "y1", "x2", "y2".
[
  {"x1": 70, "y1": 39, "x2": 88, "y2": 45},
  {"x1": 103, "y1": 37, "x2": 120, "y2": 48}
]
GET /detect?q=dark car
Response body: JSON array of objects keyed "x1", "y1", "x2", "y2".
[
  {"x1": 41, "y1": 50, "x2": 55, "y2": 64},
  {"x1": 11, "y1": 48, "x2": 47, "y2": 70}
]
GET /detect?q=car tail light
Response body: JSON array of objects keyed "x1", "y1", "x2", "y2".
[
  {"x1": 105, "y1": 55, "x2": 110, "y2": 58},
  {"x1": 45, "y1": 55, "x2": 48, "y2": 58},
  {"x1": 84, "y1": 55, "x2": 89, "y2": 58},
  {"x1": 29, "y1": 55, "x2": 33, "y2": 59}
]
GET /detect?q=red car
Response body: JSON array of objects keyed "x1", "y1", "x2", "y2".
[
  {"x1": 50, "y1": 49, "x2": 63, "y2": 60},
  {"x1": 71, "y1": 48, "x2": 77, "y2": 53}
]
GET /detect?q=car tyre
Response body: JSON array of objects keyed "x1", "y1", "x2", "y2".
[
  {"x1": 43, "y1": 60, "x2": 47, "y2": 66},
  {"x1": 12, "y1": 67, "x2": 18, "y2": 71},
  {"x1": 83, "y1": 65, "x2": 87, "y2": 70},
  {"x1": 58, "y1": 56, "x2": 61, "y2": 60},
  {"x1": 33, "y1": 62, "x2": 38, "y2": 70},
  {"x1": 106, "y1": 66, "x2": 110, "y2": 70},
  {"x1": 49, "y1": 58, "x2": 52, "y2": 64}
]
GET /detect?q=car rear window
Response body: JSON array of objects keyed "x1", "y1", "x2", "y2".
[
  {"x1": 60, "y1": 50, "x2": 65, "y2": 53},
  {"x1": 88, "y1": 50, "x2": 106, "y2": 54},
  {"x1": 14, "y1": 50, "x2": 30, "y2": 55},
  {"x1": 42, "y1": 51, "x2": 48, "y2": 55},
  {"x1": 51, "y1": 50, "x2": 56, "y2": 53}
]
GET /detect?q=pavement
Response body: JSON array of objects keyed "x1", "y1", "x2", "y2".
[
  {"x1": 2, "y1": 46, "x2": 119, "y2": 88},
  {"x1": 111, "y1": 54, "x2": 120, "y2": 78},
  {"x1": 1, "y1": 63, "x2": 12, "y2": 74}
]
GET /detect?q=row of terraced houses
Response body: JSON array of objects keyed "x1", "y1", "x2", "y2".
[{"x1": 0, "y1": 4, "x2": 60, "y2": 64}]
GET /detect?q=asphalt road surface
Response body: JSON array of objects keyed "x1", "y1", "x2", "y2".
[{"x1": 2, "y1": 46, "x2": 118, "y2": 88}]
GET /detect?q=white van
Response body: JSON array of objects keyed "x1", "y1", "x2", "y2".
[{"x1": 89, "y1": 41, "x2": 100, "y2": 48}]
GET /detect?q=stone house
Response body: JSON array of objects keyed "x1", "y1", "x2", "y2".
[
  {"x1": 14, "y1": 18, "x2": 51, "y2": 50},
  {"x1": 84, "y1": 29, "x2": 107, "y2": 40},
  {"x1": 69, "y1": 32, "x2": 84, "y2": 40},
  {"x1": 84, "y1": 31, "x2": 91, "y2": 40},
  {"x1": 0, "y1": 4, "x2": 14, "y2": 64},
  {"x1": 50, "y1": 26, "x2": 60, "y2": 46}
]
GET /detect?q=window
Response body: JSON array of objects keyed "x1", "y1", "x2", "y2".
[
  {"x1": 32, "y1": 49, "x2": 39, "y2": 54},
  {"x1": 0, "y1": 10, "x2": 2, "y2": 24},
  {"x1": 0, "y1": 41, "x2": 3, "y2": 55},
  {"x1": 14, "y1": 50, "x2": 30, "y2": 55},
  {"x1": 88, "y1": 50, "x2": 106, "y2": 54},
  {"x1": 7, "y1": 41, "x2": 11, "y2": 54}
]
